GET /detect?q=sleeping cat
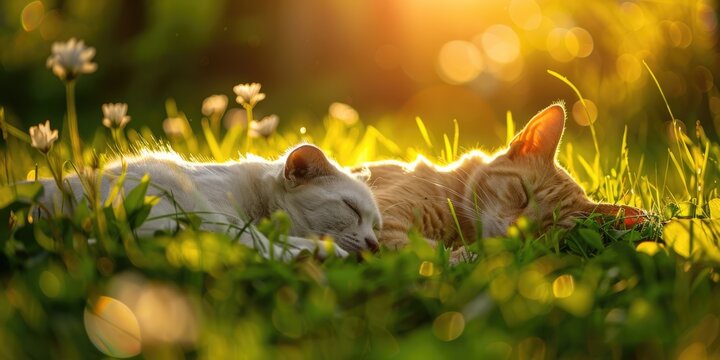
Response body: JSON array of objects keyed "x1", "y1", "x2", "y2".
[
  {"x1": 358, "y1": 103, "x2": 645, "y2": 257},
  {"x1": 38, "y1": 144, "x2": 382, "y2": 259}
]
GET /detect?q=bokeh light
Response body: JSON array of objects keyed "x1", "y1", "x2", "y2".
[
  {"x1": 479, "y1": 25, "x2": 521, "y2": 64},
  {"x1": 84, "y1": 296, "x2": 142, "y2": 358},
  {"x1": 620, "y1": 2, "x2": 646, "y2": 31},
  {"x1": 616, "y1": 54, "x2": 642, "y2": 82},
  {"x1": 572, "y1": 99, "x2": 598, "y2": 126},
  {"x1": 565, "y1": 27, "x2": 593, "y2": 58},
  {"x1": 20, "y1": 1, "x2": 45, "y2": 32},
  {"x1": 432, "y1": 311, "x2": 465, "y2": 341},
  {"x1": 552, "y1": 274, "x2": 575, "y2": 298},
  {"x1": 509, "y1": 0, "x2": 543, "y2": 30},
  {"x1": 437, "y1": 40, "x2": 483, "y2": 84},
  {"x1": 546, "y1": 28, "x2": 575, "y2": 62}
]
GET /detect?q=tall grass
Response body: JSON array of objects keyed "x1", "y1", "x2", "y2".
[{"x1": 1, "y1": 71, "x2": 720, "y2": 358}]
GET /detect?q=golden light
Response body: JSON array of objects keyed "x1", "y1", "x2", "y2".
[
  {"x1": 21, "y1": 1, "x2": 44, "y2": 32},
  {"x1": 566, "y1": 27, "x2": 594, "y2": 58},
  {"x1": 134, "y1": 283, "x2": 198, "y2": 344},
  {"x1": 620, "y1": 2, "x2": 645, "y2": 31},
  {"x1": 374, "y1": 44, "x2": 401, "y2": 70},
  {"x1": 571, "y1": 99, "x2": 597, "y2": 126},
  {"x1": 663, "y1": 21, "x2": 693, "y2": 48},
  {"x1": 479, "y1": 25, "x2": 521, "y2": 64},
  {"x1": 509, "y1": 0, "x2": 543, "y2": 30},
  {"x1": 546, "y1": 28, "x2": 574, "y2": 62},
  {"x1": 436, "y1": 40, "x2": 483, "y2": 84},
  {"x1": 485, "y1": 56, "x2": 525, "y2": 83},
  {"x1": 84, "y1": 296, "x2": 142, "y2": 358},
  {"x1": 616, "y1": 53, "x2": 642, "y2": 82},
  {"x1": 105, "y1": 272, "x2": 199, "y2": 347}
]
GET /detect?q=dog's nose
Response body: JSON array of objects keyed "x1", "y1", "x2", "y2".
[{"x1": 365, "y1": 237, "x2": 380, "y2": 253}]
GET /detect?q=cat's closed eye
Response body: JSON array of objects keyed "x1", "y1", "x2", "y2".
[
  {"x1": 343, "y1": 199, "x2": 362, "y2": 225},
  {"x1": 504, "y1": 174, "x2": 529, "y2": 209}
]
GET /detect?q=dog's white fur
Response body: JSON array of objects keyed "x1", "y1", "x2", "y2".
[{"x1": 38, "y1": 145, "x2": 381, "y2": 259}]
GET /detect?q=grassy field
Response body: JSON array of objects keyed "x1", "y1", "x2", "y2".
[{"x1": 2, "y1": 66, "x2": 720, "y2": 360}]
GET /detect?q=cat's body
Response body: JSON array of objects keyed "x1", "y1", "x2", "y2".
[
  {"x1": 360, "y1": 104, "x2": 644, "y2": 254},
  {"x1": 39, "y1": 145, "x2": 382, "y2": 259}
]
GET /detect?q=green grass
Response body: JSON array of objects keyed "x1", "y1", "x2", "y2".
[{"x1": 2, "y1": 76, "x2": 720, "y2": 359}]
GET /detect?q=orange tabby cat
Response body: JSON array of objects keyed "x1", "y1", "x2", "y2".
[{"x1": 358, "y1": 103, "x2": 645, "y2": 255}]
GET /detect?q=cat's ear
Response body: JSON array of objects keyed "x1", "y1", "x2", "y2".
[
  {"x1": 508, "y1": 103, "x2": 566, "y2": 161},
  {"x1": 284, "y1": 144, "x2": 335, "y2": 184}
]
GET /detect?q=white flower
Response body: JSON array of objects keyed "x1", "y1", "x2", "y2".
[
  {"x1": 249, "y1": 115, "x2": 279, "y2": 138},
  {"x1": 233, "y1": 83, "x2": 266, "y2": 108},
  {"x1": 202, "y1": 95, "x2": 228, "y2": 117},
  {"x1": 102, "y1": 103, "x2": 131, "y2": 129},
  {"x1": 329, "y1": 102, "x2": 359, "y2": 125},
  {"x1": 46, "y1": 38, "x2": 97, "y2": 82},
  {"x1": 222, "y1": 108, "x2": 247, "y2": 130},
  {"x1": 163, "y1": 117, "x2": 190, "y2": 138},
  {"x1": 30, "y1": 120, "x2": 59, "y2": 153}
]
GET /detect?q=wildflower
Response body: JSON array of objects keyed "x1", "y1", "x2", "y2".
[
  {"x1": 249, "y1": 115, "x2": 279, "y2": 138},
  {"x1": 30, "y1": 120, "x2": 58, "y2": 153},
  {"x1": 102, "y1": 103, "x2": 131, "y2": 129},
  {"x1": 163, "y1": 116, "x2": 190, "y2": 138},
  {"x1": 46, "y1": 38, "x2": 97, "y2": 82},
  {"x1": 233, "y1": 83, "x2": 265, "y2": 108},
  {"x1": 329, "y1": 102, "x2": 359, "y2": 125},
  {"x1": 223, "y1": 108, "x2": 247, "y2": 130},
  {"x1": 202, "y1": 95, "x2": 228, "y2": 117}
]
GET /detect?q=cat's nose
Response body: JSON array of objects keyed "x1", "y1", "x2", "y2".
[{"x1": 364, "y1": 236, "x2": 380, "y2": 253}]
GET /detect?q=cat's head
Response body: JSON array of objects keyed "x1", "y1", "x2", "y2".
[
  {"x1": 279, "y1": 144, "x2": 382, "y2": 252},
  {"x1": 466, "y1": 103, "x2": 645, "y2": 237}
]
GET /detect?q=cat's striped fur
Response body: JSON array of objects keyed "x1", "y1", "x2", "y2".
[{"x1": 358, "y1": 104, "x2": 644, "y2": 256}]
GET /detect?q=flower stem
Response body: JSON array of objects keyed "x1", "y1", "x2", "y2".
[
  {"x1": 65, "y1": 81, "x2": 83, "y2": 168},
  {"x1": 111, "y1": 128, "x2": 127, "y2": 152},
  {"x1": 211, "y1": 113, "x2": 222, "y2": 140},
  {"x1": 244, "y1": 106, "x2": 253, "y2": 155}
]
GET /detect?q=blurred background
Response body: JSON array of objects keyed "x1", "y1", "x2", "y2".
[{"x1": 0, "y1": 0, "x2": 718, "y2": 156}]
